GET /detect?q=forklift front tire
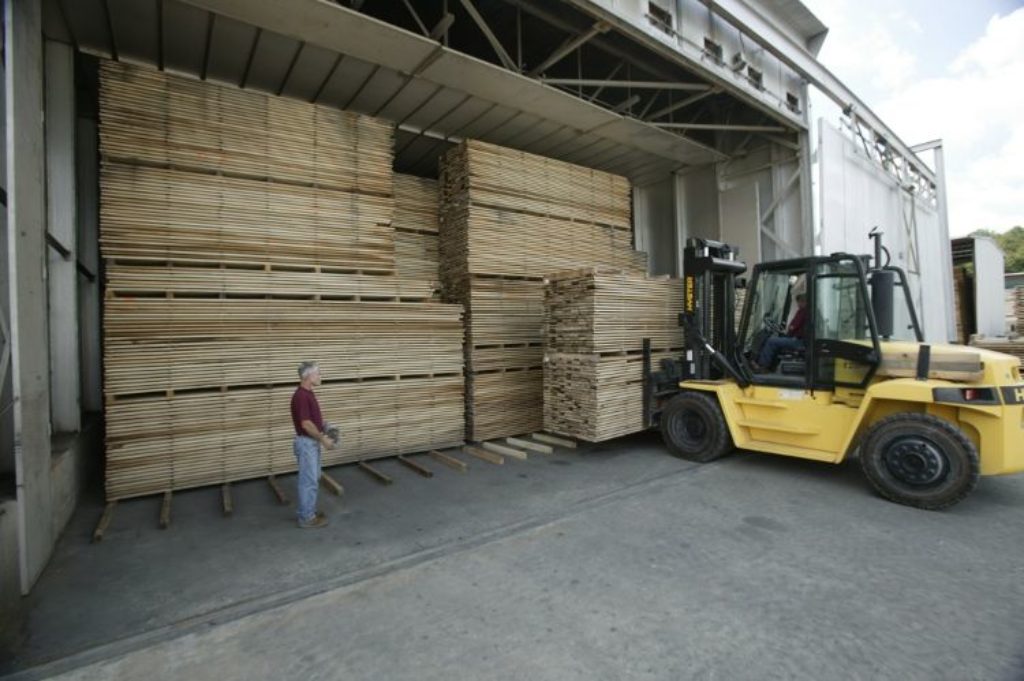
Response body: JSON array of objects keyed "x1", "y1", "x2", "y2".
[{"x1": 660, "y1": 392, "x2": 734, "y2": 463}]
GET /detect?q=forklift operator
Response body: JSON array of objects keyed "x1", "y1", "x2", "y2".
[{"x1": 755, "y1": 293, "x2": 808, "y2": 370}]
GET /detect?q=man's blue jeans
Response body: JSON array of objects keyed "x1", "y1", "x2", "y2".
[
  {"x1": 293, "y1": 435, "x2": 321, "y2": 523},
  {"x1": 758, "y1": 336, "x2": 804, "y2": 369}
]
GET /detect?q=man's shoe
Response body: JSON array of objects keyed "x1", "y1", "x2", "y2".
[{"x1": 298, "y1": 515, "x2": 329, "y2": 529}]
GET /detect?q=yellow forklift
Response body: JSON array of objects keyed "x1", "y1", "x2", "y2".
[{"x1": 646, "y1": 232, "x2": 1024, "y2": 510}]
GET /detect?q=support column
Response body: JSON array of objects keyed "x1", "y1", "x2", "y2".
[
  {"x1": 45, "y1": 40, "x2": 80, "y2": 433},
  {"x1": 77, "y1": 115, "x2": 102, "y2": 413},
  {"x1": 6, "y1": 0, "x2": 54, "y2": 593}
]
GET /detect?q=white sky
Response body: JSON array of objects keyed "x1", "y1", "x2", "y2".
[{"x1": 801, "y1": 0, "x2": 1024, "y2": 236}]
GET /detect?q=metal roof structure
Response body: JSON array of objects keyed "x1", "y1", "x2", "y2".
[{"x1": 42, "y1": 0, "x2": 822, "y2": 185}]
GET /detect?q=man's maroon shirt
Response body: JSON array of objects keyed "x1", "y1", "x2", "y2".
[
  {"x1": 788, "y1": 306, "x2": 809, "y2": 339},
  {"x1": 291, "y1": 386, "x2": 324, "y2": 437}
]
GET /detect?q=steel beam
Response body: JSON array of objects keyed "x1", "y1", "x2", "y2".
[
  {"x1": 541, "y1": 79, "x2": 709, "y2": 91},
  {"x1": 459, "y1": 0, "x2": 517, "y2": 72},
  {"x1": 429, "y1": 13, "x2": 455, "y2": 42},
  {"x1": 694, "y1": 0, "x2": 934, "y2": 186},
  {"x1": 527, "y1": 22, "x2": 609, "y2": 77},
  {"x1": 400, "y1": 0, "x2": 429, "y2": 36},
  {"x1": 645, "y1": 89, "x2": 718, "y2": 121},
  {"x1": 610, "y1": 94, "x2": 640, "y2": 114},
  {"x1": 653, "y1": 123, "x2": 786, "y2": 133}
]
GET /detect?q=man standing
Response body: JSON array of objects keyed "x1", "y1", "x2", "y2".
[
  {"x1": 755, "y1": 293, "x2": 809, "y2": 371},
  {"x1": 291, "y1": 361, "x2": 335, "y2": 529}
]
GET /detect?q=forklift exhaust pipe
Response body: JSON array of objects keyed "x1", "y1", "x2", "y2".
[{"x1": 871, "y1": 269, "x2": 895, "y2": 339}]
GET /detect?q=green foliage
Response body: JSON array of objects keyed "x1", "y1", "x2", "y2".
[{"x1": 970, "y1": 226, "x2": 1024, "y2": 273}]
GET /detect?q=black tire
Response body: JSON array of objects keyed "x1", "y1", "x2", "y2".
[
  {"x1": 859, "y1": 413, "x2": 979, "y2": 510},
  {"x1": 660, "y1": 392, "x2": 734, "y2": 463}
]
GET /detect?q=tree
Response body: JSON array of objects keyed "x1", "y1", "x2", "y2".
[{"x1": 970, "y1": 226, "x2": 1024, "y2": 273}]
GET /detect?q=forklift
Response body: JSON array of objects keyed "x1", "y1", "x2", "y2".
[{"x1": 646, "y1": 232, "x2": 1024, "y2": 510}]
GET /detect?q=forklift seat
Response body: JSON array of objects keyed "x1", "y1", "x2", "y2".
[{"x1": 777, "y1": 349, "x2": 806, "y2": 376}]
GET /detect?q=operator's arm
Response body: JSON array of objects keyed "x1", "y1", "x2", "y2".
[{"x1": 301, "y1": 419, "x2": 333, "y2": 447}]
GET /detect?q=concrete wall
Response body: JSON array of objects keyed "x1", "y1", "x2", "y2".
[
  {"x1": 45, "y1": 41, "x2": 80, "y2": 434},
  {"x1": 0, "y1": 37, "x2": 13, "y2": 480},
  {"x1": 76, "y1": 115, "x2": 102, "y2": 414},
  {"x1": 634, "y1": 177, "x2": 678, "y2": 276},
  {"x1": 3, "y1": 2, "x2": 97, "y2": 602},
  {"x1": 6, "y1": 0, "x2": 55, "y2": 595},
  {"x1": 676, "y1": 165, "x2": 720, "y2": 246},
  {"x1": 638, "y1": 141, "x2": 810, "y2": 279},
  {"x1": 0, "y1": 499, "x2": 18, "y2": 618}
]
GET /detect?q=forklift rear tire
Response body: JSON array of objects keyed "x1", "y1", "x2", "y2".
[
  {"x1": 660, "y1": 392, "x2": 734, "y2": 463},
  {"x1": 859, "y1": 413, "x2": 979, "y2": 510}
]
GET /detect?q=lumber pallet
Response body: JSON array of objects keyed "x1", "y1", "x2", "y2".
[
  {"x1": 970, "y1": 337, "x2": 1024, "y2": 367},
  {"x1": 104, "y1": 375, "x2": 465, "y2": 500},
  {"x1": 100, "y1": 164, "x2": 395, "y2": 271},
  {"x1": 543, "y1": 350, "x2": 680, "y2": 442},
  {"x1": 98, "y1": 60, "x2": 465, "y2": 502},
  {"x1": 105, "y1": 263, "x2": 436, "y2": 300},
  {"x1": 544, "y1": 268, "x2": 684, "y2": 354},
  {"x1": 99, "y1": 61, "x2": 393, "y2": 195},
  {"x1": 543, "y1": 268, "x2": 685, "y2": 442},
  {"x1": 1016, "y1": 287, "x2": 1024, "y2": 335},
  {"x1": 393, "y1": 174, "x2": 440, "y2": 282},
  {"x1": 438, "y1": 140, "x2": 643, "y2": 441},
  {"x1": 393, "y1": 174, "x2": 439, "y2": 234},
  {"x1": 102, "y1": 298, "x2": 463, "y2": 396}
]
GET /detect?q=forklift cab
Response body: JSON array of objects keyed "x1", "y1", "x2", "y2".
[{"x1": 735, "y1": 253, "x2": 922, "y2": 391}]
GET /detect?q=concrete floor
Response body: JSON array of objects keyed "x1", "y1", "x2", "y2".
[{"x1": 2, "y1": 434, "x2": 1023, "y2": 680}]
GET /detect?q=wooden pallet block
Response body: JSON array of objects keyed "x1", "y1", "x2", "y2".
[
  {"x1": 481, "y1": 441, "x2": 528, "y2": 460},
  {"x1": 531, "y1": 433, "x2": 577, "y2": 448},
  {"x1": 507, "y1": 437, "x2": 553, "y2": 454}
]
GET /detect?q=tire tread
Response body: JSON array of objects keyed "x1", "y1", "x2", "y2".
[{"x1": 860, "y1": 412, "x2": 979, "y2": 510}]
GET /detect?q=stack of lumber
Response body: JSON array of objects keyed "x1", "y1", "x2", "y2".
[
  {"x1": 99, "y1": 61, "x2": 392, "y2": 193},
  {"x1": 1015, "y1": 287, "x2": 1024, "y2": 335},
  {"x1": 103, "y1": 299, "x2": 463, "y2": 395},
  {"x1": 970, "y1": 337, "x2": 1024, "y2": 367},
  {"x1": 393, "y1": 174, "x2": 440, "y2": 283},
  {"x1": 99, "y1": 61, "x2": 463, "y2": 500},
  {"x1": 735, "y1": 286, "x2": 747, "y2": 331},
  {"x1": 953, "y1": 267, "x2": 973, "y2": 344},
  {"x1": 439, "y1": 140, "x2": 640, "y2": 441},
  {"x1": 106, "y1": 376, "x2": 463, "y2": 499},
  {"x1": 543, "y1": 269, "x2": 684, "y2": 442}
]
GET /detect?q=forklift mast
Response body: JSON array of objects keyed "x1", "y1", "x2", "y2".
[
  {"x1": 643, "y1": 238, "x2": 746, "y2": 427},
  {"x1": 681, "y1": 238, "x2": 747, "y2": 380}
]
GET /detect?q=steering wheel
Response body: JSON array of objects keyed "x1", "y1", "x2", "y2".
[{"x1": 762, "y1": 314, "x2": 786, "y2": 336}]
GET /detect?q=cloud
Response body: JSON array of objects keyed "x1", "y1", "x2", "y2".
[
  {"x1": 874, "y1": 9, "x2": 1024, "y2": 234},
  {"x1": 812, "y1": 0, "x2": 921, "y2": 96}
]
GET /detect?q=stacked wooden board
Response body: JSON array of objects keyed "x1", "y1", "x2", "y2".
[
  {"x1": 439, "y1": 140, "x2": 641, "y2": 441},
  {"x1": 953, "y1": 267, "x2": 973, "y2": 344},
  {"x1": 100, "y1": 61, "x2": 462, "y2": 500},
  {"x1": 1016, "y1": 287, "x2": 1024, "y2": 335},
  {"x1": 393, "y1": 174, "x2": 440, "y2": 283},
  {"x1": 543, "y1": 269, "x2": 684, "y2": 442},
  {"x1": 971, "y1": 338, "x2": 1024, "y2": 367}
]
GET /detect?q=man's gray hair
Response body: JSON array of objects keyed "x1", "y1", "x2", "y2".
[{"x1": 298, "y1": 361, "x2": 320, "y2": 379}]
